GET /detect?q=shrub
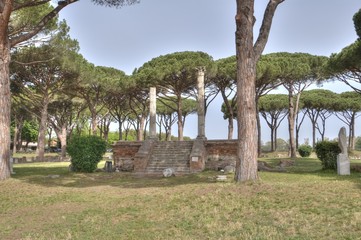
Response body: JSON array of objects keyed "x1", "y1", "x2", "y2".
[
  {"x1": 67, "y1": 135, "x2": 107, "y2": 173},
  {"x1": 298, "y1": 144, "x2": 313, "y2": 157},
  {"x1": 314, "y1": 141, "x2": 341, "y2": 170}
]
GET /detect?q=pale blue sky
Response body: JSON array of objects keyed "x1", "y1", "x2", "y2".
[{"x1": 58, "y1": 0, "x2": 360, "y2": 141}]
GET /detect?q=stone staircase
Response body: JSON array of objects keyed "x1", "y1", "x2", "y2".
[{"x1": 144, "y1": 141, "x2": 194, "y2": 176}]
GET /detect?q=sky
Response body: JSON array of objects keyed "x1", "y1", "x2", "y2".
[{"x1": 58, "y1": 0, "x2": 361, "y2": 142}]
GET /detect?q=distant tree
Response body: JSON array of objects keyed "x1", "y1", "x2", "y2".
[
  {"x1": 10, "y1": 96, "x2": 34, "y2": 154},
  {"x1": 212, "y1": 54, "x2": 283, "y2": 144},
  {"x1": 255, "y1": 54, "x2": 284, "y2": 156},
  {"x1": 355, "y1": 136, "x2": 361, "y2": 150},
  {"x1": 354, "y1": 8, "x2": 361, "y2": 39},
  {"x1": 103, "y1": 73, "x2": 131, "y2": 140},
  {"x1": 210, "y1": 56, "x2": 237, "y2": 139},
  {"x1": 126, "y1": 83, "x2": 149, "y2": 141},
  {"x1": 11, "y1": 22, "x2": 80, "y2": 161},
  {"x1": 327, "y1": 9, "x2": 361, "y2": 93},
  {"x1": 91, "y1": 0, "x2": 139, "y2": 7},
  {"x1": 157, "y1": 99, "x2": 177, "y2": 141},
  {"x1": 301, "y1": 89, "x2": 337, "y2": 147},
  {"x1": 12, "y1": 22, "x2": 80, "y2": 157},
  {"x1": 332, "y1": 91, "x2": 361, "y2": 150},
  {"x1": 258, "y1": 94, "x2": 288, "y2": 152},
  {"x1": 21, "y1": 120, "x2": 39, "y2": 150},
  {"x1": 264, "y1": 52, "x2": 328, "y2": 157},
  {"x1": 48, "y1": 96, "x2": 86, "y2": 158},
  {"x1": 0, "y1": 0, "x2": 79, "y2": 180},
  {"x1": 75, "y1": 64, "x2": 124, "y2": 135},
  {"x1": 180, "y1": 98, "x2": 197, "y2": 128},
  {"x1": 136, "y1": 51, "x2": 213, "y2": 140}
]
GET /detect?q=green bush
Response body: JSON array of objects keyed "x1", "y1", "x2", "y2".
[
  {"x1": 314, "y1": 141, "x2": 341, "y2": 170},
  {"x1": 67, "y1": 135, "x2": 107, "y2": 173},
  {"x1": 298, "y1": 144, "x2": 313, "y2": 157}
]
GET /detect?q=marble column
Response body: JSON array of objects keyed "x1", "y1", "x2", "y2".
[
  {"x1": 197, "y1": 68, "x2": 206, "y2": 139},
  {"x1": 149, "y1": 87, "x2": 157, "y2": 139}
]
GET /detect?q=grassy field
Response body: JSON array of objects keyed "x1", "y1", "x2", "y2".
[{"x1": 1, "y1": 158, "x2": 361, "y2": 240}]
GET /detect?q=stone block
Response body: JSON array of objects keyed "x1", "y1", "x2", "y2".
[
  {"x1": 337, "y1": 153, "x2": 350, "y2": 175},
  {"x1": 163, "y1": 168, "x2": 175, "y2": 177}
]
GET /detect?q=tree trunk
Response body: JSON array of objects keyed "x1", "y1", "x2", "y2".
[
  {"x1": 177, "y1": 97, "x2": 183, "y2": 141},
  {"x1": 287, "y1": 88, "x2": 297, "y2": 158},
  {"x1": 103, "y1": 120, "x2": 110, "y2": 142},
  {"x1": 0, "y1": 33, "x2": 11, "y2": 180},
  {"x1": 350, "y1": 113, "x2": 356, "y2": 150},
  {"x1": 59, "y1": 126, "x2": 67, "y2": 159},
  {"x1": 234, "y1": 0, "x2": 283, "y2": 181},
  {"x1": 270, "y1": 126, "x2": 275, "y2": 152},
  {"x1": 137, "y1": 115, "x2": 145, "y2": 141},
  {"x1": 221, "y1": 90, "x2": 234, "y2": 140},
  {"x1": 36, "y1": 97, "x2": 49, "y2": 162},
  {"x1": 295, "y1": 115, "x2": 300, "y2": 149},
  {"x1": 167, "y1": 119, "x2": 172, "y2": 141},
  {"x1": 47, "y1": 127, "x2": 53, "y2": 151},
  {"x1": 12, "y1": 118, "x2": 18, "y2": 155},
  {"x1": 53, "y1": 125, "x2": 68, "y2": 159},
  {"x1": 91, "y1": 110, "x2": 97, "y2": 136},
  {"x1": 227, "y1": 117, "x2": 234, "y2": 140},
  {"x1": 17, "y1": 121, "x2": 24, "y2": 151},
  {"x1": 234, "y1": 0, "x2": 258, "y2": 182},
  {"x1": 274, "y1": 127, "x2": 278, "y2": 151},
  {"x1": 118, "y1": 120, "x2": 123, "y2": 140},
  {"x1": 256, "y1": 106, "x2": 262, "y2": 157}
]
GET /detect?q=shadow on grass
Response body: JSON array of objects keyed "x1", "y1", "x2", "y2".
[
  {"x1": 12, "y1": 158, "x2": 361, "y2": 190},
  {"x1": 12, "y1": 164, "x2": 218, "y2": 189},
  {"x1": 262, "y1": 157, "x2": 361, "y2": 188}
]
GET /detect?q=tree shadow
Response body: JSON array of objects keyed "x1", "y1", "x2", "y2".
[
  {"x1": 12, "y1": 160, "x2": 361, "y2": 190},
  {"x1": 12, "y1": 165, "x2": 220, "y2": 189}
]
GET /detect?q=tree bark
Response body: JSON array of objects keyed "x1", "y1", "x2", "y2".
[
  {"x1": 234, "y1": 0, "x2": 284, "y2": 182},
  {"x1": 220, "y1": 90, "x2": 234, "y2": 140},
  {"x1": 234, "y1": 0, "x2": 258, "y2": 182},
  {"x1": 270, "y1": 126, "x2": 275, "y2": 152},
  {"x1": 53, "y1": 125, "x2": 68, "y2": 159},
  {"x1": 91, "y1": 110, "x2": 97, "y2": 136},
  {"x1": 350, "y1": 113, "x2": 356, "y2": 150},
  {"x1": 59, "y1": 126, "x2": 67, "y2": 159},
  {"x1": 36, "y1": 97, "x2": 49, "y2": 162},
  {"x1": 287, "y1": 87, "x2": 297, "y2": 158},
  {"x1": 256, "y1": 103, "x2": 262, "y2": 157},
  {"x1": 0, "y1": 27, "x2": 11, "y2": 180},
  {"x1": 12, "y1": 117, "x2": 18, "y2": 155},
  {"x1": 177, "y1": 96, "x2": 183, "y2": 141}
]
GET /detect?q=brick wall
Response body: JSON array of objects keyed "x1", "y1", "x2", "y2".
[
  {"x1": 112, "y1": 140, "x2": 239, "y2": 172},
  {"x1": 112, "y1": 141, "x2": 142, "y2": 171},
  {"x1": 205, "y1": 140, "x2": 237, "y2": 170}
]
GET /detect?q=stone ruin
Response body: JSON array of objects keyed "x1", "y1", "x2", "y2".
[{"x1": 337, "y1": 127, "x2": 350, "y2": 175}]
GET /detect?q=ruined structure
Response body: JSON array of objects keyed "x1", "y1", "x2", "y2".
[{"x1": 112, "y1": 69, "x2": 238, "y2": 176}]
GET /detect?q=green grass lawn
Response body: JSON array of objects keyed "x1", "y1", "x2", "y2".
[{"x1": 1, "y1": 158, "x2": 361, "y2": 240}]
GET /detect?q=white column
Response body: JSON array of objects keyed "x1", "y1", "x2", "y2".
[
  {"x1": 197, "y1": 68, "x2": 206, "y2": 139},
  {"x1": 149, "y1": 87, "x2": 157, "y2": 139}
]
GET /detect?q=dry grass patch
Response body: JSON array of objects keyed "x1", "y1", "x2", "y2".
[{"x1": 1, "y1": 159, "x2": 361, "y2": 239}]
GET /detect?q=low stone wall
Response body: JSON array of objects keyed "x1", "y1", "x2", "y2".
[
  {"x1": 112, "y1": 140, "x2": 239, "y2": 172},
  {"x1": 112, "y1": 141, "x2": 143, "y2": 171},
  {"x1": 205, "y1": 140, "x2": 237, "y2": 170},
  {"x1": 13, "y1": 156, "x2": 70, "y2": 163}
]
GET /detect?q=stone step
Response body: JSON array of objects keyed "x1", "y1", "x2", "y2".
[
  {"x1": 144, "y1": 140, "x2": 194, "y2": 175},
  {"x1": 148, "y1": 160, "x2": 189, "y2": 164},
  {"x1": 147, "y1": 167, "x2": 189, "y2": 173},
  {"x1": 148, "y1": 164, "x2": 189, "y2": 168}
]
